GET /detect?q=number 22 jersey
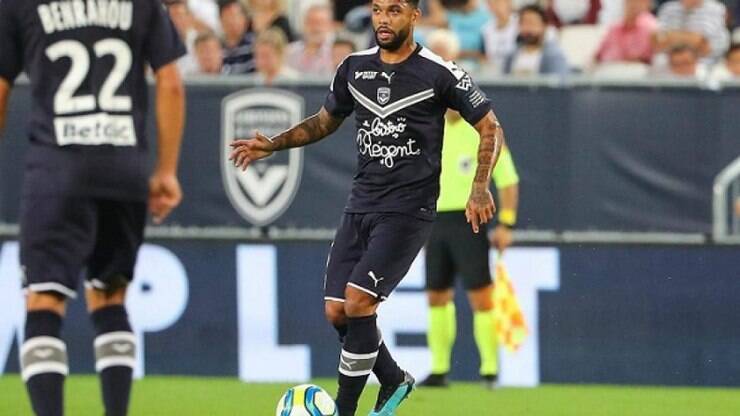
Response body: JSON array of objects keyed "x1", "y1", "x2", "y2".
[{"x1": 0, "y1": 0, "x2": 185, "y2": 200}]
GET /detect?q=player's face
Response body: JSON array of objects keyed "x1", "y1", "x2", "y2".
[{"x1": 372, "y1": 1, "x2": 419, "y2": 51}]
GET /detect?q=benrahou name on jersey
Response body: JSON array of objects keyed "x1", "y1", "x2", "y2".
[{"x1": 38, "y1": 0, "x2": 133, "y2": 35}]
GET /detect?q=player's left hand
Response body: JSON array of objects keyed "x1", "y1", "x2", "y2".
[
  {"x1": 148, "y1": 172, "x2": 182, "y2": 224},
  {"x1": 490, "y1": 224, "x2": 513, "y2": 252},
  {"x1": 466, "y1": 186, "x2": 495, "y2": 234}
]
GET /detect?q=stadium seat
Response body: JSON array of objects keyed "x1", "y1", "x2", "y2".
[{"x1": 559, "y1": 24, "x2": 608, "y2": 71}]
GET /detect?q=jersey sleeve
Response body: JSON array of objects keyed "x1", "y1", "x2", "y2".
[
  {"x1": 0, "y1": 0, "x2": 23, "y2": 83},
  {"x1": 439, "y1": 67, "x2": 491, "y2": 126},
  {"x1": 323, "y1": 59, "x2": 354, "y2": 118},
  {"x1": 143, "y1": 3, "x2": 187, "y2": 71}
]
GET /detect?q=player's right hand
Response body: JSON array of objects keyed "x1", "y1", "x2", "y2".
[
  {"x1": 229, "y1": 131, "x2": 275, "y2": 170},
  {"x1": 148, "y1": 172, "x2": 182, "y2": 225}
]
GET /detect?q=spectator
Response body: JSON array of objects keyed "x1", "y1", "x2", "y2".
[
  {"x1": 546, "y1": 0, "x2": 602, "y2": 27},
  {"x1": 481, "y1": 0, "x2": 520, "y2": 73},
  {"x1": 504, "y1": 5, "x2": 571, "y2": 76},
  {"x1": 254, "y1": 28, "x2": 299, "y2": 85},
  {"x1": 438, "y1": 0, "x2": 491, "y2": 62},
  {"x1": 709, "y1": 43, "x2": 740, "y2": 80},
  {"x1": 249, "y1": 0, "x2": 296, "y2": 42},
  {"x1": 167, "y1": 0, "x2": 201, "y2": 75},
  {"x1": 331, "y1": 38, "x2": 357, "y2": 69},
  {"x1": 220, "y1": 0, "x2": 256, "y2": 74},
  {"x1": 666, "y1": 44, "x2": 702, "y2": 76},
  {"x1": 427, "y1": 29, "x2": 462, "y2": 62},
  {"x1": 655, "y1": 0, "x2": 730, "y2": 62},
  {"x1": 286, "y1": 4, "x2": 336, "y2": 76},
  {"x1": 189, "y1": 0, "x2": 222, "y2": 34},
  {"x1": 194, "y1": 31, "x2": 224, "y2": 74},
  {"x1": 595, "y1": 0, "x2": 657, "y2": 64},
  {"x1": 334, "y1": 0, "x2": 370, "y2": 26}
]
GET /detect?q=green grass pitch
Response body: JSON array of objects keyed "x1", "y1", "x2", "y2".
[{"x1": 1, "y1": 375, "x2": 739, "y2": 415}]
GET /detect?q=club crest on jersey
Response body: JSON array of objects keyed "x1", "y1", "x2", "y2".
[
  {"x1": 377, "y1": 87, "x2": 391, "y2": 105},
  {"x1": 221, "y1": 89, "x2": 305, "y2": 226}
]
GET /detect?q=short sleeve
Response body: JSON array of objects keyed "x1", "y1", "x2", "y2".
[
  {"x1": 0, "y1": 0, "x2": 23, "y2": 83},
  {"x1": 323, "y1": 59, "x2": 354, "y2": 118},
  {"x1": 440, "y1": 68, "x2": 491, "y2": 126},
  {"x1": 143, "y1": 2, "x2": 187, "y2": 71}
]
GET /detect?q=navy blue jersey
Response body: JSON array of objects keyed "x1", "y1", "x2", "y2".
[
  {"x1": 324, "y1": 45, "x2": 492, "y2": 220},
  {"x1": 0, "y1": 0, "x2": 185, "y2": 200}
]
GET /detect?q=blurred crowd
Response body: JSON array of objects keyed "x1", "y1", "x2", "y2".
[{"x1": 165, "y1": 0, "x2": 740, "y2": 83}]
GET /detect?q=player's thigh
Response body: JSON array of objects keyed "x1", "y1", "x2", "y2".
[
  {"x1": 424, "y1": 221, "x2": 456, "y2": 291},
  {"x1": 324, "y1": 214, "x2": 365, "y2": 302},
  {"x1": 20, "y1": 196, "x2": 98, "y2": 299},
  {"x1": 449, "y1": 221, "x2": 492, "y2": 291},
  {"x1": 348, "y1": 213, "x2": 433, "y2": 301},
  {"x1": 86, "y1": 199, "x2": 146, "y2": 293}
]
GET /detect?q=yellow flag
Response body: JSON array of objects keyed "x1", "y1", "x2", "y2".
[{"x1": 493, "y1": 260, "x2": 528, "y2": 351}]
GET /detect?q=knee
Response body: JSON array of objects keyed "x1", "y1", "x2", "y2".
[
  {"x1": 86, "y1": 286, "x2": 127, "y2": 313},
  {"x1": 344, "y1": 288, "x2": 378, "y2": 318},
  {"x1": 468, "y1": 285, "x2": 493, "y2": 311},
  {"x1": 427, "y1": 289, "x2": 454, "y2": 307},
  {"x1": 26, "y1": 291, "x2": 67, "y2": 316},
  {"x1": 325, "y1": 301, "x2": 347, "y2": 327}
]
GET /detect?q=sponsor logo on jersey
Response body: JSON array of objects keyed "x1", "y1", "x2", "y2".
[
  {"x1": 377, "y1": 87, "x2": 391, "y2": 105},
  {"x1": 456, "y1": 74, "x2": 473, "y2": 92},
  {"x1": 221, "y1": 89, "x2": 305, "y2": 226},
  {"x1": 356, "y1": 117, "x2": 421, "y2": 168},
  {"x1": 355, "y1": 71, "x2": 378, "y2": 80}
]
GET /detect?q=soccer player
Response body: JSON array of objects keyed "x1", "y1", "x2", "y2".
[
  {"x1": 421, "y1": 110, "x2": 519, "y2": 389},
  {"x1": 0, "y1": 2, "x2": 186, "y2": 415},
  {"x1": 230, "y1": 1, "x2": 506, "y2": 415}
]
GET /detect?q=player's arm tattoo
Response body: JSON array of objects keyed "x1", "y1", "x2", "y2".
[
  {"x1": 269, "y1": 107, "x2": 344, "y2": 151},
  {"x1": 472, "y1": 111, "x2": 504, "y2": 188}
]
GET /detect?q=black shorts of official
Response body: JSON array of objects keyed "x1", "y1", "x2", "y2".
[
  {"x1": 425, "y1": 211, "x2": 492, "y2": 291},
  {"x1": 20, "y1": 196, "x2": 147, "y2": 298},
  {"x1": 324, "y1": 212, "x2": 433, "y2": 302}
]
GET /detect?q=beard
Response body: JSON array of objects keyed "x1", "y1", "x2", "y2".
[
  {"x1": 375, "y1": 26, "x2": 411, "y2": 51},
  {"x1": 517, "y1": 33, "x2": 543, "y2": 46}
]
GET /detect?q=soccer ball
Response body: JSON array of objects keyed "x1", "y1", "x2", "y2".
[{"x1": 275, "y1": 384, "x2": 338, "y2": 416}]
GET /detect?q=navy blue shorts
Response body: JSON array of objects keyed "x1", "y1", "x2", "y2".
[
  {"x1": 20, "y1": 196, "x2": 147, "y2": 298},
  {"x1": 324, "y1": 212, "x2": 433, "y2": 302}
]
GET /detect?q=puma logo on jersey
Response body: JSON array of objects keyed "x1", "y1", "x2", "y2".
[
  {"x1": 381, "y1": 72, "x2": 395, "y2": 84},
  {"x1": 368, "y1": 271, "x2": 384, "y2": 288},
  {"x1": 355, "y1": 71, "x2": 378, "y2": 80}
]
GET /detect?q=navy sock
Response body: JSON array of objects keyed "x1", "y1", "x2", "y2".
[
  {"x1": 373, "y1": 341, "x2": 404, "y2": 386},
  {"x1": 336, "y1": 315, "x2": 380, "y2": 416},
  {"x1": 91, "y1": 305, "x2": 136, "y2": 416},
  {"x1": 23, "y1": 310, "x2": 66, "y2": 416}
]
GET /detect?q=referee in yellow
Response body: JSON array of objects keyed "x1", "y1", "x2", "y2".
[{"x1": 420, "y1": 29, "x2": 519, "y2": 389}]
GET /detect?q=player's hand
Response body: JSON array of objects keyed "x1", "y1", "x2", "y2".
[
  {"x1": 228, "y1": 131, "x2": 276, "y2": 171},
  {"x1": 490, "y1": 224, "x2": 513, "y2": 252},
  {"x1": 148, "y1": 172, "x2": 182, "y2": 225},
  {"x1": 466, "y1": 186, "x2": 496, "y2": 234}
]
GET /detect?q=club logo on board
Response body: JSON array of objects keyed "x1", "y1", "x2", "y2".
[{"x1": 221, "y1": 89, "x2": 304, "y2": 226}]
